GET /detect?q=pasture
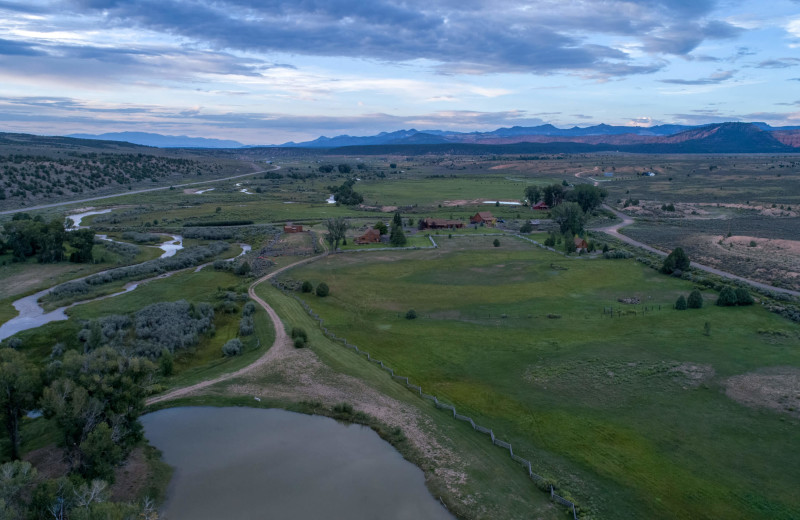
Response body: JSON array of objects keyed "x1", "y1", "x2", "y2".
[{"x1": 283, "y1": 235, "x2": 800, "y2": 520}]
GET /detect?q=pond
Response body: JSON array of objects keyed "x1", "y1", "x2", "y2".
[{"x1": 141, "y1": 407, "x2": 454, "y2": 520}]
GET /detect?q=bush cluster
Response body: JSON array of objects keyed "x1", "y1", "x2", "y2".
[
  {"x1": 49, "y1": 242, "x2": 230, "y2": 300},
  {"x1": 291, "y1": 327, "x2": 308, "y2": 348},
  {"x1": 717, "y1": 287, "x2": 754, "y2": 307},
  {"x1": 222, "y1": 338, "x2": 243, "y2": 356}
]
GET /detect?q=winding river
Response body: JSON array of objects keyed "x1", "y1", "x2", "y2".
[
  {"x1": 142, "y1": 407, "x2": 454, "y2": 520},
  {"x1": 0, "y1": 209, "x2": 249, "y2": 340}
]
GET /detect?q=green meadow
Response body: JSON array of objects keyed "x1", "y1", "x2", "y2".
[{"x1": 284, "y1": 235, "x2": 800, "y2": 520}]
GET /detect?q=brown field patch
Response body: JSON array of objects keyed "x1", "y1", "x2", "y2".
[{"x1": 725, "y1": 367, "x2": 800, "y2": 418}]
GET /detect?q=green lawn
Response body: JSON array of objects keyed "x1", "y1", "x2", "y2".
[{"x1": 283, "y1": 235, "x2": 800, "y2": 520}]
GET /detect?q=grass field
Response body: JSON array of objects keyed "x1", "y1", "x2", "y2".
[
  {"x1": 283, "y1": 235, "x2": 800, "y2": 520},
  {"x1": 4, "y1": 152, "x2": 800, "y2": 519}
]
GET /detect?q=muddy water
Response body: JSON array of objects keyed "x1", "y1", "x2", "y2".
[{"x1": 141, "y1": 407, "x2": 454, "y2": 520}]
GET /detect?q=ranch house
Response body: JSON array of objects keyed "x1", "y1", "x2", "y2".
[
  {"x1": 470, "y1": 211, "x2": 497, "y2": 227},
  {"x1": 355, "y1": 228, "x2": 381, "y2": 244},
  {"x1": 420, "y1": 218, "x2": 464, "y2": 230},
  {"x1": 283, "y1": 224, "x2": 303, "y2": 233}
]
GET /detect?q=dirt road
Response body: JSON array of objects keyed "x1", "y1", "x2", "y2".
[
  {"x1": 146, "y1": 253, "x2": 321, "y2": 406},
  {"x1": 0, "y1": 165, "x2": 280, "y2": 216},
  {"x1": 593, "y1": 204, "x2": 800, "y2": 297}
]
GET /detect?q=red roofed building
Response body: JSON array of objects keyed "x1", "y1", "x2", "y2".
[
  {"x1": 470, "y1": 211, "x2": 497, "y2": 227},
  {"x1": 355, "y1": 228, "x2": 381, "y2": 244}
]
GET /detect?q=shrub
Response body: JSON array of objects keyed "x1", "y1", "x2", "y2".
[
  {"x1": 734, "y1": 288, "x2": 754, "y2": 306},
  {"x1": 405, "y1": 309, "x2": 417, "y2": 320},
  {"x1": 221, "y1": 338, "x2": 243, "y2": 357},
  {"x1": 316, "y1": 282, "x2": 330, "y2": 297},
  {"x1": 687, "y1": 289, "x2": 703, "y2": 309},
  {"x1": 291, "y1": 327, "x2": 308, "y2": 341},
  {"x1": 519, "y1": 222, "x2": 533, "y2": 233},
  {"x1": 716, "y1": 287, "x2": 738, "y2": 307},
  {"x1": 333, "y1": 402, "x2": 354, "y2": 415},
  {"x1": 662, "y1": 247, "x2": 690, "y2": 274},
  {"x1": 301, "y1": 280, "x2": 313, "y2": 293},
  {"x1": 493, "y1": 239, "x2": 500, "y2": 247},
  {"x1": 293, "y1": 337, "x2": 306, "y2": 348},
  {"x1": 675, "y1": 295, "x2": 687, "y2": 310},
  {"x1": 239, "y1": 316, "x2": 254, "y2": 336},
  {"x1": 242, "y1": 301, "x2": 256, "y2": 316}
]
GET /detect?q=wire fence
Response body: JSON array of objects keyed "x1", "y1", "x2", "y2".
[{"x1": 269, "y1": 278, "x2": 582, "y2": 519}]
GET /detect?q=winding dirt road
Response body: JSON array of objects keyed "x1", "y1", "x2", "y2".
[
  {"x1": 593, "y1": 204, "x2": 800, "y2": 297},
  {"x1": 146, "y1": 254, "x2": 322, "y2": 406}
]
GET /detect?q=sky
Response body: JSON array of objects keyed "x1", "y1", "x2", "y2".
[{"x1": 0, "y1": 0, "x2": 799, "y2": 145}]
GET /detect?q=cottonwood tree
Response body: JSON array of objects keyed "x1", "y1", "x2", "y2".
[
  {"x1": 566, "y1": 184, "x2": 607, "y2": 212},
  {"x1": 41, "y1": 348, "x2": 155, "y2": 479},
  {"x1": 551, "y1": 202, "x2": 586, "y2": 235},
  {"x1": 324, "y1": 217, "x2": 348, "y2": 250},
  {"x1": 0, "y1": 350, "x2": 41, "y2": 460},
  {"x1": 524, "y1": 185, "x2": 541, "y2": 205}
]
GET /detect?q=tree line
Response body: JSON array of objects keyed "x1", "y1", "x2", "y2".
[{"x1": 1, "y1": 213, "x2": 94, "y2": 264}]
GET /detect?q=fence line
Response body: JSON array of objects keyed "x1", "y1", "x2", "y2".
[{"x1": 269, "y1": 278, "x2": 581, "y2": 519}]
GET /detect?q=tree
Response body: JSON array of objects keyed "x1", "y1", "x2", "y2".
[
  {"x1": 675, "y1": 295, "x2": 687, "y2": 310},
  {"x1": 0, "y1": 350, "x2": 41, "y2": 460},
  {"x1": 374, "y1": 221, "x2": 388, "y2": 235},
  {"x1": 687, "y1": 289, "x2": 703, "y2": 309},
  {"x1": 337, "y1": 164, "x2": 351, "y2": 173},
  {"x1": 716, "y1": 287, "x2": 738, "y2": 306},
  {"x1": 661, "y1": 247, "x2": 690, "y2": 274},
  {"x1": 301, "y1": 280, "x2": 313, "y2": 293},
  {"x1": 405, "y1": 309, "x2": 417, "y2": 320},
  {"x1": 316, "y1": 282, "x2": 330, "y2": 297},
  {"x1": 542, "y1": 184, "x2": 565, "y2": 207},
  {"x1": 68, "y1": 229, "x2": 94, "y2": 263},
  {"x1": 551, "y1": 202, "x2": 586, "y2": 235},
  {"x1": 392, "y1": 212, "x2": 403, "y2": 228},
  {"x1": 565, "y1": 184, "x2": 607, "y2": 212},
  {"x1": 519, "y1": 221, "x2": 533, "y2": 233},
  {"x1": 41, "y1": 348, "x2": 154, "y2": 478},
  {"x1": 734, "y1": 288, "x2": 754, "y2": 305},
  {"x1": 234, "y1": 261, "x2": 251, "y2": 276},
  {"x1": 493, "y1": 238, "x2": 500, "y2": 247},
  {"x1": 324, "y1": 217, "x2": 349, "y2": 250},
  {"x1": 390, "y1": 225, "x2": 407, "y2": 247},
  {"x1": 524, "y1": 185, "x2": 541, "y2": 205}
]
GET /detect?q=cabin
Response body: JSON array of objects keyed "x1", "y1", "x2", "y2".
[
  {"x1": 283, "y1": 224, "x2": 303, "y2": 233},
  {"x1": 574, "y1": 236, "x2": 589, "y2": 252},
  {"x1": 531, "y1": 201, "x2": 549, "y2": 211},
  {"x1": 355, "y1": 228, "x2": 381, "y2": 244},
  {"x1": 419, "y1": 218, "x2": 464, "y2": 230},
  {"x1": 470, "y1": 211, "x2": 497, "y2": 227}
]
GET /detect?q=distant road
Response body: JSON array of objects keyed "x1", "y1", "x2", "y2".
[
  {"x1": 0, "y1": 165, "x2": 280, "y2": 216},
  {"x1": 593, "y1": 204, "x2": 800, "y2": 298}
]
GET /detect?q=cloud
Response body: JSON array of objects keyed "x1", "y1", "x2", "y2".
[
  {"x1": 661, "y1": 69, "x2": 736, "y2": 85},
  {"x1": 0, "y1": 37, "x2": 45, "y2": 56},
  {"x1": 754, "y1": 58, "x2": 800, "y2": 69},
  {"x1": 48, "y1": 0, "x2": 740, "y2": 77}
]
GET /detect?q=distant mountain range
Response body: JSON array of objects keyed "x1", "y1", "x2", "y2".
[
  {"x1": 277, "y1": 122, "x2": 800, "y2": 150},
  {"x1": 45, "y1": 122, "x2": 800, "y2": 153},
  {"x1": 67, "y1": 132, "x2": 245, "y2": 149}
]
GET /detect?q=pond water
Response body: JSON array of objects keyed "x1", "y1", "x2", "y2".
[
  {"x1": 141, "y1": 407, "x2": 454, "y2": 520},
  {"x1": 483, "y1": 200, "x2": 522, "y2": 206}
]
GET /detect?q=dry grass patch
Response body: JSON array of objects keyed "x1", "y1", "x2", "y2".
[{"x1": 725, "y1": 367, "x2": 800, "y2": 418}]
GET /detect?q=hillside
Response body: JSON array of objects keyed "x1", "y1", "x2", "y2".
[{"x1": 0, "y1": 132, "x2": 247, "y2": 209}]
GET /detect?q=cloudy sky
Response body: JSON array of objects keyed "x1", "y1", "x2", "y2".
[{"x1": 1, "y1": 0, "x2": 799, "y2": 144}]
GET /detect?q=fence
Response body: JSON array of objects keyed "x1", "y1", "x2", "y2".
[{"x1": 270, "y1": 278, "x2": 582, "y2": 519}]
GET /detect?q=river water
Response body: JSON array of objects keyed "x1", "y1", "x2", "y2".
[{"x1": 141, "y1": 407, "x2": 454, "y2": 520}]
